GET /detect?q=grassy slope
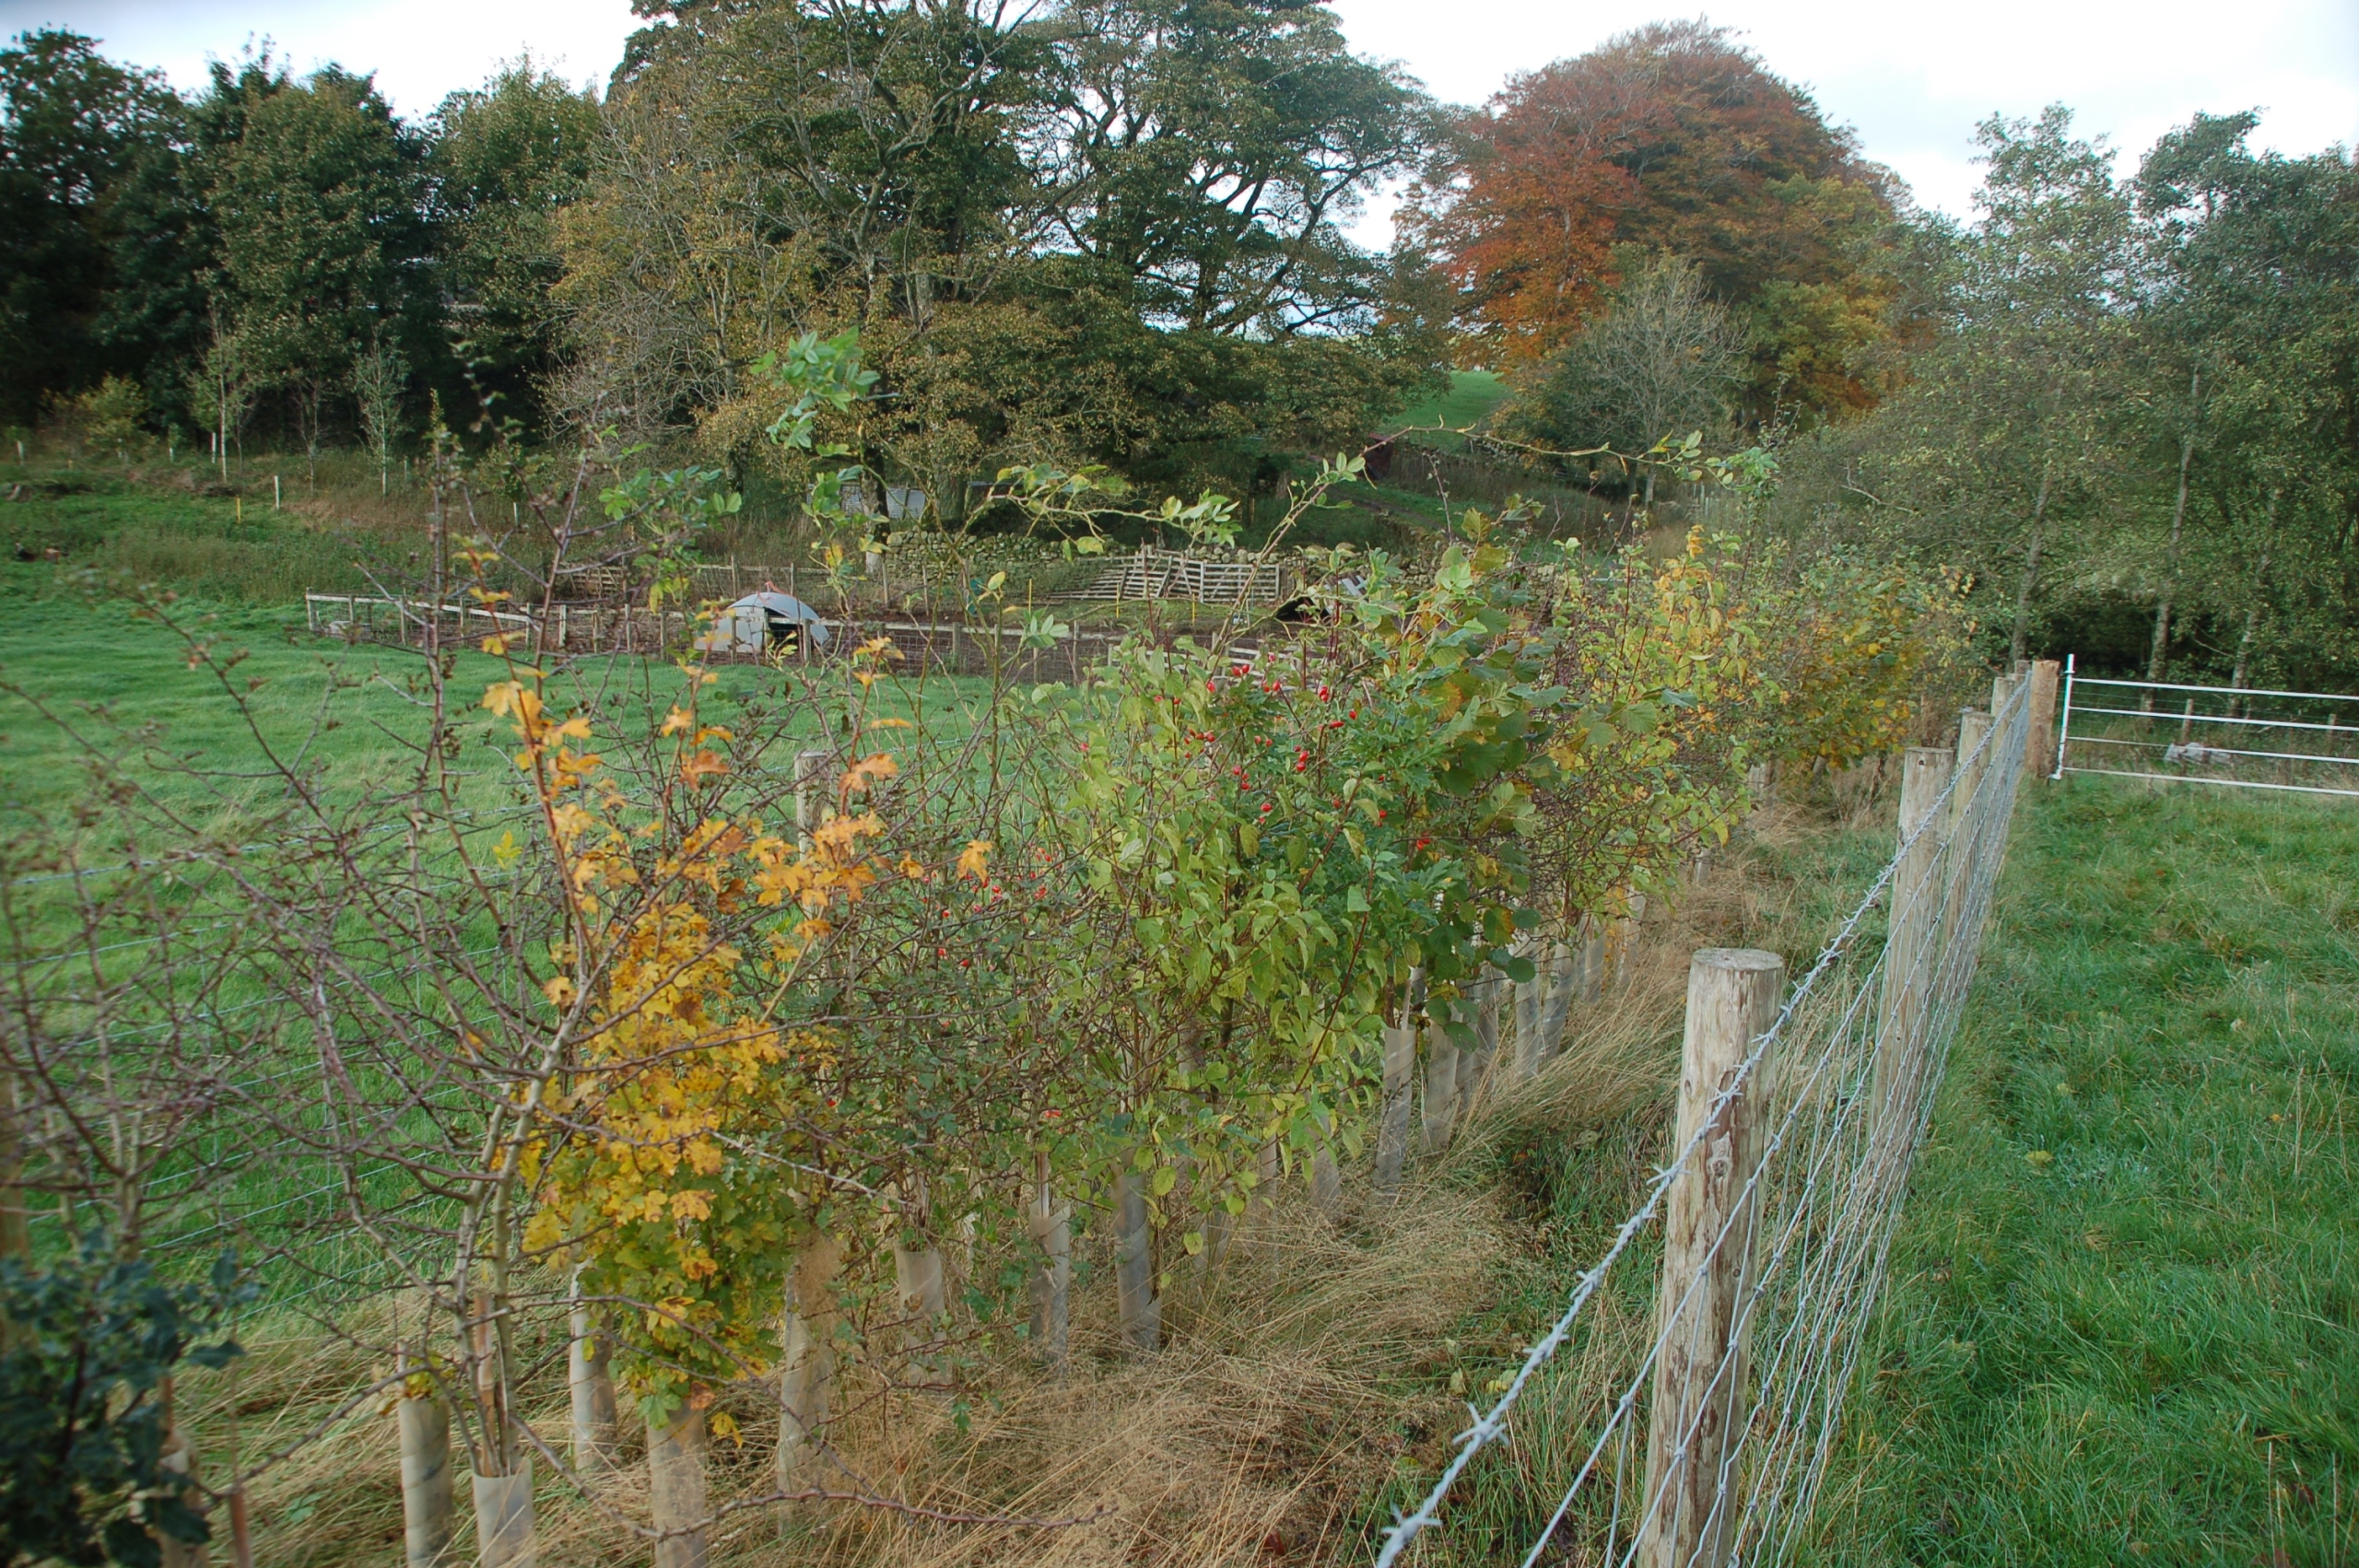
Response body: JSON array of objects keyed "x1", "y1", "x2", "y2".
[
  {"x1": 1389, "y1": 369, "x2": 1511, "y2": 445},
  {"x1": 1818, "y1": 778, "x2": 2359, "y2": 1564}
]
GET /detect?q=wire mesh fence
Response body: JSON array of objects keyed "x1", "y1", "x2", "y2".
[{"x1": 1378, "y1": 674, "x2": 2034, "y2": 1568}]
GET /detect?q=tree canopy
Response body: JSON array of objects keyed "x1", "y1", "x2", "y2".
[{"x1": 1409, "y1": 19, "x2": 1909, "y2": 427}]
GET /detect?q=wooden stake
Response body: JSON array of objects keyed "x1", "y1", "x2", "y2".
[
  {"x1": 1873, "y1": 745, "x2": 1953, "y2": 1185},
  {"x1": 1373, "y1": 1017, "x2": 1417, "y2": 1197},
  {"x1": 793, "y1": 750, "x2": 831, "y2": 851},
  {"x1": 648, "y1": 1409, "x2": 709, "y2": 1568},
  {"x1": 226, "y1": 1487, "x2": 254, "y2": 1568},
  {"x1": 1637, "y1": 947, "x2": 1786, "y2": 1568},
  {"x1": 156, "y1": 1378, "x2": 209, "y2": 1568},
  {"x1": 2026, "y1": 660, "x2": 2061, "y2": 780}
]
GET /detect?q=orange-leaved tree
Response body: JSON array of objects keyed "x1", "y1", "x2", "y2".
[
  {"x1": 1407, "y1": 19, "x2": 1906, "y2": 425},
  {"x1": 496, "y1": 656, "x2": 899, "y2": 1427}
]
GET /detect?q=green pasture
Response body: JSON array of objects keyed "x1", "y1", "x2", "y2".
[
  {"x1": 1362, "y1": 776, "x2": 2357, "y2": 1563},
  {"x1": 1390, "y1": 369, "x2": 1512, "y2": 449},
  {"x1": 1817, "y1": 777, "x2": 2359, "y2": 1564}
]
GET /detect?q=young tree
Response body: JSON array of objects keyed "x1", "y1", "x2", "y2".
[
  {"x1": 0, "y1": 29, "x2": 182, "y2": 424},
  {"x1": 564, "y1": 0, "x2": 1442, "y2": 493},
  {"x1": 208, "y1": 65, "x2": 431, "y2": 484},
  {"x1": 184, "y1": 297, "x2": 255, "y2": 478},
  {"x1": 431, "y1": 58, "x2": 602, "y2": 433},
  {"x1": 1499, "y1": 251, "x2": 1745, "y2": 505},
  {"x1": 1820, "y1": 108, "x2": 2135, "y2": 664},
  {"x1": 2134, "y1": 117, "x2": 2359, "y2": 691},
  {"x1": 349, "y1": 325, "x2": 408, "y2": 491}
]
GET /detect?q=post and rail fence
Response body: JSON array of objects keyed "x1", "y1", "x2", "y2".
[{"x1": 1377, "y1": 672, "x2": 2036, "y2": 1568}]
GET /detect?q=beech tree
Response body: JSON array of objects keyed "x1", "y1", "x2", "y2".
[{"x1": 1408, "y1": 19, "x2": 1907, "y2": 427}]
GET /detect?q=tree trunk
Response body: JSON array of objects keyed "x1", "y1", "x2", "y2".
[
  {"x1": 2144, "y1": 376, "x2": 2199, "y2": 708},
  {"x1": 2229, "y1": 489, "x2": 2279, "y2": 714},
  {"x1": 2010, "y1": 458, "x2": 2055, "y2": 668},
  {"x1": 1373, "y1": 985, "x2": 1419, "y2": 1198}
]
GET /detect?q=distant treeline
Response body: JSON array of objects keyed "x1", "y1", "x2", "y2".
[
  {"x1": 0, "y1": 13, "x2": 1918, "y2": 498},
  {"x1": 2, "y1": 10, "x2": 2353, "y2": 685}
]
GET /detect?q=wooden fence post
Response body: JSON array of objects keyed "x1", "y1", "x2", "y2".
[
  {"x1": 648, "y1": 1408, "x2": 709, "y2": 1568},
  {"x1": 2026, "y1": 660, "x2": 2060, "y2": 780},
  {"x1": 1637, "y1": 947, "x2": 1786, "y2": 1568},
  {"x1": 1872, "y1": 745, "x2": 1953, "y2": 1181}
]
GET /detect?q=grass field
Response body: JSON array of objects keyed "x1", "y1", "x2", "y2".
[
  {"x1": 1390, "y1": 369, "x2": 1512, "y2": 448},
  {"x1": 1814, "y1": 777, "x2": 2359, "y2": 1565}
]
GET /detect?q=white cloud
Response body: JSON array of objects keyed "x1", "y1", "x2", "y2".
[
  {"x1": 1328, "y1": 0, "x2": 2357, "y2": 231},
  {"x1": 1, "y1": 0, "x2": 641, "y2": 114},
  {"x1": 8, "y1": 0, "x2": 2353, "y2": 224}
]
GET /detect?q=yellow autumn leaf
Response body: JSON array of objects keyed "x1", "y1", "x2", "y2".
[{"x1": 957, "y1": 839, "x2": 993, "y2": 882}]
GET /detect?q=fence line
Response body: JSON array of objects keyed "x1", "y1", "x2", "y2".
[
  {"x1": 2053, "y1": 656, "x2": 2359, "y2": 800},
  {"x1": 1376, "y1": 674, "x2": 2033, "y2": 1568}
]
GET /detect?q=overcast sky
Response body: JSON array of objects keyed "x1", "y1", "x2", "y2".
[{"x1": 8, "y1": 0, "x2": 2355, "y2": 234}]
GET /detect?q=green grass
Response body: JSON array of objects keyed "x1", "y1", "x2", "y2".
[
  {"x1": 1816, "y1": 778, "x2": 2359, "y2": 1564},
  {"x1": 3, "y1": 461, "x2": 413, "y2": 602},
  {"x1": 1390, "y1": 369, "x2": 1512, "y2": 447}
]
